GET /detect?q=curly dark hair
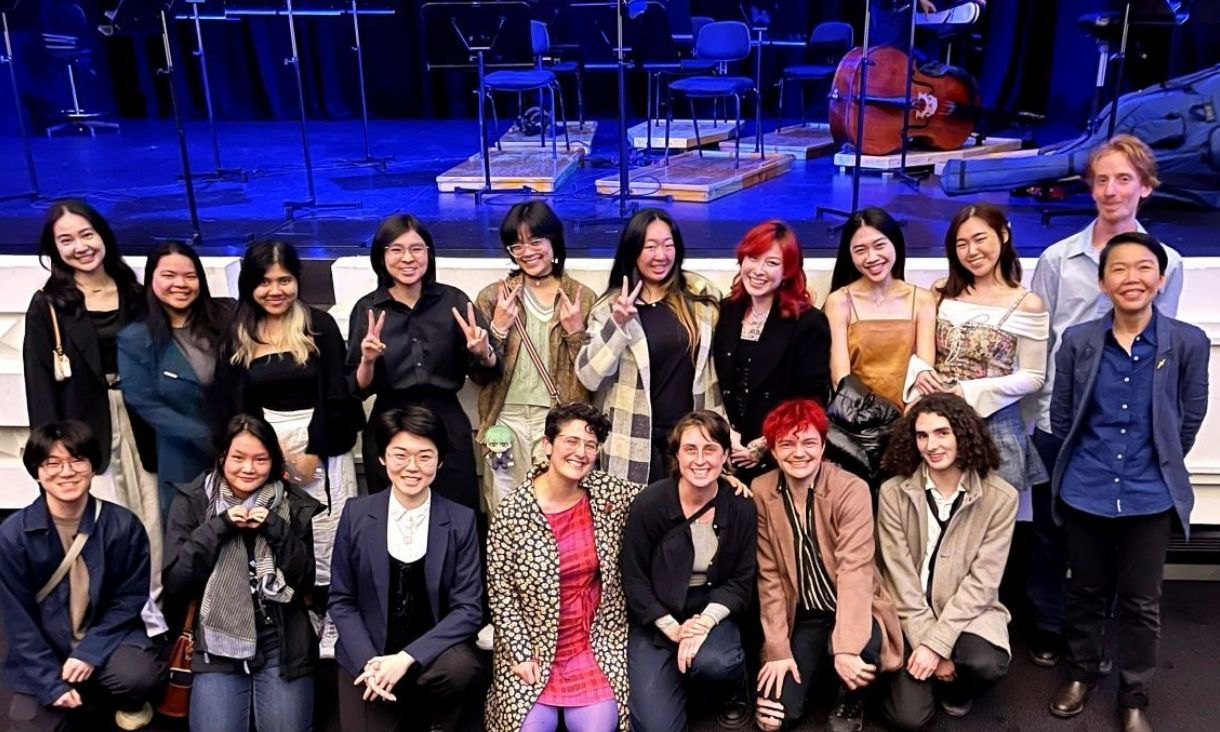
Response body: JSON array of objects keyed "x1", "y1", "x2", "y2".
[
  {"x1": 881, "y1": 394, "x2": 1000, "y2": 477},
  {"x1": 545, "y1": 403, "x2": 611, "y2": 444}
]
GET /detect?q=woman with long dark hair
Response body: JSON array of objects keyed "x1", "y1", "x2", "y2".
[
  {"x1": 119, "y1": 240, "x2": 234, "y2": 518},
  {"x1": 347, "y1": 213, "x2": 501, "y2": 511},
  {"x1": 907, "y1": 203, "x2": 1049, "y2": 520},
  {"x1": 214, "y1": 240, "x2": 363, "y2": 658},
  {"x1": 712, "y1": 220, "x2": 831, "y2": 483},
  {"x1": 474, "y1": 202, "x2": 595, "y2": 511},
  {"x1": 23, "y1": 198, "x2": 166, "y2": 633},
  {"x1": 575, "y1": 208, "x2": 723, "y2": 484},
  {"x1": 163, "y1": 414, "x2": 321, "y2": 732},
  {"x1": 822, "y1": 207, "x2": 936, "y2": 409}
]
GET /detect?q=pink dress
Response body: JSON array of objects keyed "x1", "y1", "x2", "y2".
[{"x1": 537, "y1": 494, "x2": 615, "y2": 706}]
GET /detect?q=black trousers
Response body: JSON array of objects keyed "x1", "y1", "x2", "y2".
[
  {"x1": 881, "y1": 633, "x2": 1010, "y2": 732},
  {"x1": 337, "y1": 642, "x2": 488, "y2": 732},
  {"x1": 761, "y1": 609, "x2": 882, "y2": 724},
  {"x1": 1027, "y1": 429, "x2": 1068, "y2": 635},
  {"x1": 7, "y1": 644, "x2": 164, "y2": 732},
  {"x1": 1062, "y1": 504, "x2": 1173, "y2": 708},
  {"x1": 364, "y1": 391, "x2": 479, "y2": 510}
]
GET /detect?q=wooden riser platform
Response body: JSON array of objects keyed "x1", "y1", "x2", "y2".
[
  {"x1": 833, "y1": 137, "x2": 1024, "y2": 174},
  {"x1": 628, "y1": 119, "x2": 742, "y2": 150},
  {"x1": 436, "y1": 149, "x2": 584, "y2": 193},
  {"x1": 719, "y1": 123, "x2": 836, "y2": 159},
  {"x1": 595, "y1": 150, "x2": 793, "y2": 203},
  {"x1": 497, "y1": 121, "x2": 598, "y2": 152}
]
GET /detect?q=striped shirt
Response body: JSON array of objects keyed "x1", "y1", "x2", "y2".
[{"x1": 778, "y1": 474, "x2": 837, "y2": 612}]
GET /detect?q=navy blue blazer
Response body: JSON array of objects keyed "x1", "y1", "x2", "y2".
[
  {"x1": 328, "y1": 490, "x2": 484, "y2": 678},
  {"x1": 117, "y1": 321, "x2": 219, "y2": 513},
  {"x1": 0, "y1": 496, "x2": 151, "y2": 706},
  {"x1": 1050, "y1": 309, "x2": 1210, "y2": 536}
]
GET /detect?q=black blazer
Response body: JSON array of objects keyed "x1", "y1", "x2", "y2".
[
  {"x1": 712, "y1": 298, "x2": 832, "y2": 443},
  {"x1": 23, "y1": 290, "x2": 156, "y2": 474},
  {"x1": 328, "y1": 491, "x2": 484, "y2": 677},
  {"x1": 213, "y1": 306, "x2": 364, "y2": 457},
  {"x1": 620, "y1": 477, "x2": 757, "y2": 625}
]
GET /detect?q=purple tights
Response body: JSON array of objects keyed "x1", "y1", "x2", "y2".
[{"x1": 521, "y1": 699, "x2": 618, "y2": 732}]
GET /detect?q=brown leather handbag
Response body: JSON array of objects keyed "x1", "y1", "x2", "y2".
[{"x1": 156, "y1": 601, "x2": 197, "y2": 719}]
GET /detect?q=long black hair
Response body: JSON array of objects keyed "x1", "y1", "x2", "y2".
[
  {"x1": 605, "y1": 208, "x2": 717, "y2": 360},
  {"x1": 37, "y1": 198, "x2": 142, "y2": 311},
  {"x1": 369, "y1": 214, "x2": 437, "y2": 288},
  {"x1": 142, "y1": 240, "x2": 228, "y2": 350},
  {"x1": 829, "y1": 207, "x2": 907, "y2": 293}
]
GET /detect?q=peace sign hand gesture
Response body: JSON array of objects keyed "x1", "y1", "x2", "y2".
[
  {"x1": 610, "y1": 276, "x2": 644, "y2": 328},
  {"x1": 360, "y1": 309, "x2": 388, "y2": 364},
  {"x1": 491, "y1": 280, "x2": 521, "y2": 336},
  {"x1": 452, "y1": 302, "x2": 495, "y2": 363},
  {"x1": 557, "y1": 288, "x2": 585, "y2": 336}
]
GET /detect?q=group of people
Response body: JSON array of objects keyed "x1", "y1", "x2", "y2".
[{"x1": 0, "y1": 131, "x2": 1207, "y2": 732}]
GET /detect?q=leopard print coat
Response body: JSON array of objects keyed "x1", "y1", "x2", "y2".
[{"x1": 485, "y1": 466, "x2": 640, "y2": 732}]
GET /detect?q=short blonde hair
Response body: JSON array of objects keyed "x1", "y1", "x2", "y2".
[{"x1": 1084, "y1": 134, "x2": 1160, "y2": 190}]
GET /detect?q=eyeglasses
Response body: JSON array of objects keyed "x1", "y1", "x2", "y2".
[
  {"x1": 507, "y1": 238, "x2": 548, "y2": 257},
  {"x1": 385, "y1": 244, "x2": 428, "y2": 261},
  {"x1": 40, "y1": 457, "x2": 90, "y2": 474},
  {"x1": 385, "y1": 451, "x2": 438, "y2": 468}
]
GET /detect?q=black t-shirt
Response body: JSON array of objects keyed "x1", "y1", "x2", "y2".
[
  {"x1": 638, "y1": 301, "x2": 695, "y2": 433},
  {"x1": 89, "y1": 308, "x2": 122, "y2": 376}
]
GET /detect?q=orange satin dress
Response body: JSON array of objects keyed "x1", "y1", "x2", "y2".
[{"x1": 843, "y1": 287, "x2": 918, "y2": 408}]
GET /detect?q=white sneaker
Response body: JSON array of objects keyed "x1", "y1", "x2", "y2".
[
  {"x1": 114, "y1": 703, "x2": 154, "y2": 730},
  {"x1": 318, "y1": 615, "x2": 338, "y2": 660},
  {"x1": 477, "y1": 623, "x2": 494, "y2": 651}
]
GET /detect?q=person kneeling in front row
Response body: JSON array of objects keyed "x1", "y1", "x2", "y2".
[
  {"x1": 876, "y1": 394, "x2": 1017, "y2": 731},
  {"x1": 0, "y1": 421, "x2": 164, "y2": 732},
  {"x1": 329, "y1": 406, "x2": 488, "y2": 731},
  {"x1": 752, "y1": 399, "x2": 903, "y2": 732}
]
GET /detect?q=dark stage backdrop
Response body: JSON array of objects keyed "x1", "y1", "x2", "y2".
[{"x1": 0, "y1": 1, "x2": 1208, "y2": 137}]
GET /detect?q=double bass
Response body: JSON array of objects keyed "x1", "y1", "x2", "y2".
[{"x1": 828, "y1": 45, "x2": 981, "y2": 156}]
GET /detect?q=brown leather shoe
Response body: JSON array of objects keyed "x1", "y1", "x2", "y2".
[
  {"x1": 1120, "y1": 707, "x2": 1153, "y2": 732},
  {"x1": 1049, "y1": 680, "x2": 1095, "y2": 718}
]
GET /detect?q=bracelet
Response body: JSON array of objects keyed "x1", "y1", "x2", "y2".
[{"x1": 489, "y1": 323, "x2": 510, "y2": 341}]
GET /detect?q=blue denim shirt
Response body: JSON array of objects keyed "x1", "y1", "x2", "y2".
[{"x1": 1060, "y1": 312, "x2": 1171, "y2": 517}]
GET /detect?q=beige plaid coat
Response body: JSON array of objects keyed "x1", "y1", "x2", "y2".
[{"x1": 574, "y1": 273, "x2": 724, "y2": 484}]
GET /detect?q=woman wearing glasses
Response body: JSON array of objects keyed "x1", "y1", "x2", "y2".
[
  {"x1": 474, "y1": 202, "x2": 596, "y2": 512},
  {"x1": 347, "y1": 214, "x2": 503, "y2": 510}
]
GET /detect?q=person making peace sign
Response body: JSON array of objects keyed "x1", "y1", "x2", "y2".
[
  {"x1": 473, "y1": 202, "x2": 596, "y2": 512},
  {"x1": 575, "y1": 208, "x2": 724, "y2": 485},
  {"x1": 347, "y1": 214, "x2": 502, "y2": 511}
]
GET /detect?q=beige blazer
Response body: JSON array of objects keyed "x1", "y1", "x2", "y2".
[{"x1": 876, "y1": 466, "x2": 1017, "y2": 658}]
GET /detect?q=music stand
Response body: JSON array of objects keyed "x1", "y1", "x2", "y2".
[
  {"x1": 270, "y1": 1, "x2": 358, "y2": 219},
  {"x1": 568, "y1": 1, "x2": 672, "y2": 219},
  {"x1": 0, "y1": 0, "x2": 39, "y2": 201},
  {"x1": 421, "y1": 1, "x2": 533, "y2": 202},
  {"x1": 177, "y1": 1, "x2": 245, "y2": 181},
  {"x1": 104, "y1": 0, "x2": 205, "y2": 243},
  {"x1": 344, "y1": 0, "x2": 394, "y2": 170}
]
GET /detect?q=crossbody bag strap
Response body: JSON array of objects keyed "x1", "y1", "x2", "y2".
[
  {"x1": 513, "y1": 315, "x2": 562, "y2": 404},
  {"x1": 36, "y1": 500, "x2": 102, "y2": 603}
]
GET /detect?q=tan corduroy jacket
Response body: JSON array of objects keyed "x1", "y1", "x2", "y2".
[
  {"x1": 753, "y1": 464, "x2": 903, "y2": 671},
  {"x1": 473, "y1": 272, "x2": 595, "y2": 441},
  {"x1": 876, "y1": 466, "x2": 1018, "y2": 659}
]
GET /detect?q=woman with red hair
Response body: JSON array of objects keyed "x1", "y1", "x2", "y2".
[{"x1": 712, "y1": 221, "x2": 831, "y2": 482}]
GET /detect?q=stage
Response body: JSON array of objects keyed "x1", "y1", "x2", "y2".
[{"x1": 2, "y1": 118, "x2": 1219, "y2": 263}]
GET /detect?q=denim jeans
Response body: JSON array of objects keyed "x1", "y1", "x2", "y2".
[{"x1": 190, "y1": 635, "x2": 314, "y2": 732}]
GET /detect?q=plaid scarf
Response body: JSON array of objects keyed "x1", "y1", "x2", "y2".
[{"x1": 198, "y1": 475, "x2": 294, "y2": 661}]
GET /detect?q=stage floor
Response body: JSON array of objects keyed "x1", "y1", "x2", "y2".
[{"x1": 1, "y1": 119, "x2": 1218, "y2": 260}]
